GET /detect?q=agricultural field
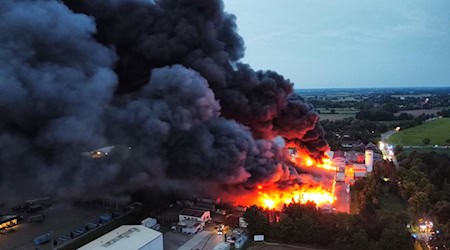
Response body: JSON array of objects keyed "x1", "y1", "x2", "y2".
[
  {"x1": 316, "y1": 108, "x2": 358, "y2": 121},
  {"x1": 319, "y1": 113, "x2": 355, "y2": 121},
  {"x1": 387, "y1": 118, "x2": 450, "y2": 146}
]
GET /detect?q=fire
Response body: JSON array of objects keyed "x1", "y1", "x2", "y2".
[
  {"x1": 234, "y1": 183, "x2": 336, "y2": 210},
  {"x1": 231, "y1": 147, "x2": 337, "y2": 211},
  {"x1": 289, "y1": 148, "x2": 337, "y2": 172}
]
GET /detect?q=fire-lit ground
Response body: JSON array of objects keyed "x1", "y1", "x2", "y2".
[
  {"x1": 332, "y1": 182, "x2": 351, "y2": 213},
  {"x1": 233, "y1": 182, "x2": 336, "y2": 211},
  {"x1": 229, "y1": 147, "x2": 352, "y2": 212}
]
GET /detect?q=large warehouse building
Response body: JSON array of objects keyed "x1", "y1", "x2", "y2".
[{"x1": 77, "y1": 225, "x2": 163, "y2": 250}]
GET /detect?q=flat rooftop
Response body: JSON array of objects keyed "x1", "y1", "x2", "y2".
[
  {"x1": 180, "y1": 208, "x2": 208, "y2": 217},
  {"x1": 77, "y1": 225, "x2": 162, "y2": 250},
  {"x1": 0, "y1": 215, "x2": 18, "y2": 224}
]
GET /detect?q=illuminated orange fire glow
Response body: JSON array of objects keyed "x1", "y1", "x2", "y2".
[
  {"x1": 290, "y1": 150, "x2": 337, "y2": 172},
  {"x1": 235, "y1": 183, "x2": 336, "y2": 210},
  {"x1": 231, "y1": 147, "x2": 338, "y2": 211}
]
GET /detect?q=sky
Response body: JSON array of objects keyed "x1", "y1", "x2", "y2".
[{"x1": 225, "y1": 0, "x2": 450, "y2": 89}]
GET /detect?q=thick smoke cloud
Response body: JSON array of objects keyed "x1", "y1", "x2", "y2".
[
  {"x1": 1, "y1": 0, "x2": 328, "y2": 203},
  {"x1": 0, "y1": 0, "x2": 117, "y2": 203}
]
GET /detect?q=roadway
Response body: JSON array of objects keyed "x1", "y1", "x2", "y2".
[
  {"x1": 380, "y1": 130, "x2": 399, "y2": 168},
  {"x1": 333, "y1": 182, "x2": 350, "y2": 214},
  {"x1": 176, "y1": 226, "x2": 225, "y2": 250}
]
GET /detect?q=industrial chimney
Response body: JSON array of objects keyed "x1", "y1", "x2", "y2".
[{"x1": 365, "y1": 150, "x2": 374, "y2": 172}]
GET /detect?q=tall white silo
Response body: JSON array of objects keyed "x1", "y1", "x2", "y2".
[{"x1": 365, "y1": 150, "x2": 374, "y2": 172}]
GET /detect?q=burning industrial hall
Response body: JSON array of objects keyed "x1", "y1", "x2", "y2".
[
  {"x1": 2, "y1": 0, "x2": 336, "y2": 208},
  {"x1": 0, "y1": 0, "x2": 405, "y2": 249}
]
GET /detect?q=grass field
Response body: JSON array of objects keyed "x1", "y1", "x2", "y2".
[
  {"x1": 316, "y1": 108, "x2": 357, "y2": 121},
  {"x1": 387, "y1": 118, "x2": 450, "y2": 146},
  {"x1": 319, "y1": 113, "x2": 355, "y2": 121}
]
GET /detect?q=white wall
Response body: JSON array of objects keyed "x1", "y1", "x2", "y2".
[{"x1": 179, "y1": 211, "x2": 210, "y2": 223}]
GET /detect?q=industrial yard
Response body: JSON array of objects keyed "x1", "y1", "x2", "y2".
[{"x1": 0, "y1": 203, "x2": 108, "y2": 250}]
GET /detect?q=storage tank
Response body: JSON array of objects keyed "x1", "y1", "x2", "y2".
[{"x1": 365, "y1": 150, "x2": 374, "y2": 172}]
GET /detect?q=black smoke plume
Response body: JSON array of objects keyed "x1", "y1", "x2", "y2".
[{"x1": 0, "y1": 0, "x2": 328, "y2": 203}]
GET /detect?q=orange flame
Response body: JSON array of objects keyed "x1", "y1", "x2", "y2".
[
  {"x1": 231, "y1": 147, "x2": 337, "y2": 211},
  {"x1": 234, "y1": 183, "x2": 336, "y2": 210},
  {"x1": 290, "y1": 149, "x2": 337, "y2": 172}
]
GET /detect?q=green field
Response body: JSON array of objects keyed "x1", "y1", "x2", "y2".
[
  {"x1": 319, "y1": 113, "x2": 355, "y2": 121},
  {"x1": 387, "y1": 118, "x2": 450, "y2": 146},
  {"x1": 316, "y1": 107, "x2": 357, "y2": 121}
]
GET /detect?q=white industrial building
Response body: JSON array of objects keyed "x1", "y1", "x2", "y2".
[
  {"x1": 331, "y1": 148, "x2": 376, "y2": 182},
  {"x1": 179, "y1": 208, "x2": 210, "y2": 223},
  {"x1": 176, "y1": 219, "x2": 204, "y2": 234},
  {"x1": 77, "y1": 225, "x2": 163, "y2": 250},
  {"x1": 174, "y1": 208, "x2": 211, "y2": 234}
]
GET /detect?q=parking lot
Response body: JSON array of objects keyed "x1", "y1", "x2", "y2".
[{"x1": 0, "y1": 204, "x2": 108, "y2": 250}]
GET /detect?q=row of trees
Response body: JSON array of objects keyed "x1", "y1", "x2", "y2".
[
  {"x1": 355, "y1": 110, "x2": 435, "y2": 122},
  {"x1": 309, "y1": 92, "x2": 450, "y2": 113},
  {"x1": 244, "y1": 202, "x2": 413, "y2": 250},
  {"x1": 321, "y1": 118, "x2": 388, "y2": 149},
  {"x1": 439, "y1": 108, "x2": 450, "y2": 117}
]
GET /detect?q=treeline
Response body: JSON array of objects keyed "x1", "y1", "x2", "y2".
[
  {"x1": 244, "y1": 202, "x2": 413, "y2": 250},
  {"x1": 309, "y1": 92, "x2": 450, "y2": 112},
  {"x1": 243, "y1": 151, "x2": 450, "y2": 249},
  {"x1": 353, "y1": 150, "x2": 450, "y2": 248},
  {"x1": 439, "y1": 108, "x2": 450, "y2": 117},
  {"x1": 321, "y1": 118, "x2": 388, "y2": 149},
  {"x1": 397, "y1": 151, "x2": 450, "y2": 248},
  {"x1": 355, "y1": 110, "x2": 435, "y2": 122}
]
